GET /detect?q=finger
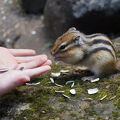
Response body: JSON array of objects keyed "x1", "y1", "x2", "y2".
[
  {"x1": 16, "y1": 55, "x2": 48, "y2": 69},
  {"x1": 0, "y1": 71, "x2": 30, "y2": 95},
  {"x1": 15, "y1": 55, "x2": 47, "y2": 63},
  {"x1": 9, "y1": 49, "x2": 36, "y2": 57},
  {"x1": 42, "y1": 60, "x2": 52, "y2": 66},
  {"x1": 23, "y1": 65, "x2": 51, "y2": 77}
]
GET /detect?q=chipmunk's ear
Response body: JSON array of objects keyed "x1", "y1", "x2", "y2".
[
  {"x1": 68, "y1": 27, "x2": 76, "y2": 31},
  {"x1": 73, "y1": 36, "x2": 84, "y2": 45}
]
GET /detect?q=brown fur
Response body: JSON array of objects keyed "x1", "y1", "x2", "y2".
[{"x1": 51, "y1": 28, "x2": 117, "y2": 77}]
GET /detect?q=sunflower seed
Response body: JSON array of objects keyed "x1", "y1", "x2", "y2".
[
  {"x1": 100, "y1": 95, "x2": 107, "y2": 101},
  {"x1": 62, "y1": 94, "x2": 70, "y2": 99},
  {"x1": 60, "y1": 69, "x2": 69, "y2": 73},
  {"x1": 90, "y1": 78, "x2": 100, "y2": 83},
  {"x1": 55, "y1": 91, "x2": 64, "y2": 93},
  {"x1": 55, "y1": 83, "x2": 63, "y2": 87},
  {"x1": 70, "y1": 89, "x2": 76, "y2": 95},
  {"x1": 66, "y1": 81, "x2": 74, "y2": 85},
  {"x1": 0, "y1": 68, "x2": 9, "y2": 72},
  {"x1": 87, "y1": 88, "x2": 99, "y2": 94},
  {"x1": 51, "y1": 72, "x2": 61, "y2": 77},
  {"x1": 26, "y1": 82, "x2": 40, "y2": 86},
  {"x1": 50, "y1": 78, "x2": 54, "y2": 83}
]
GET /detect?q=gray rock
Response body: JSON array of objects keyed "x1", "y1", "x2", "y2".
[
  {"x1": 20, "y1": 0, "x2": 47, "y2": 14},
  {"x1": 44, "y1": 0, "x2": 120, "y2": 40}
]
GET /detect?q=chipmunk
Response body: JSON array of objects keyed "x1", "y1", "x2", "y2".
[{"x1": 51, "y1": 27, "x2": 119, "y2": 79}]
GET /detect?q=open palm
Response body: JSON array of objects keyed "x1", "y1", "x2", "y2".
[{"x1": 0, "y1": 47, "x2": 52, "y2": 95}]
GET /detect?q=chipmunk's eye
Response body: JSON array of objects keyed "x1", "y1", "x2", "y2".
[{"x1": 59, "y1": 44, "x2": 67, "y2": 50}]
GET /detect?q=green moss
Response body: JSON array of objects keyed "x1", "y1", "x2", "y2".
[
  {"x1": 112, "y1": 110, "x2": 120, "y2": 118},
  {"x1": 84, "y1": 108, "x2": 98, "y2": 116},
  {"x1": 1, "y1": 63, "x2": 120, "y2": 119},
  {"x1": 96, "y1": 118, "x2": 105, "y2": 120}
]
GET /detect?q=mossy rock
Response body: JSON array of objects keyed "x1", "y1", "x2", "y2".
[{"x1": 0, "y1": 63, "x2": 120, "y2": 120}]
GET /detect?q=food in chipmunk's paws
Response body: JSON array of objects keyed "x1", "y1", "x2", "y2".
[{"x1": 51, "y1": 27, "x2": 118, "y2": 77}]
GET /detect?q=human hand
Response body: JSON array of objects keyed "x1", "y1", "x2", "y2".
[
  {"x1": 0, "y1": 65, "x2": 51, "y2": 95},
  {"x1": 0, "y1": 47, "x2": 51, "y2": 69},
  {"x1": 0, "y1": 47, "x2": 52, "y2": 95}
]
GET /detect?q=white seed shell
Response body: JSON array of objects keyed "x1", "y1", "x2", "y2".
[
  {"x1": 0, "y1": 68, "x2": 9, "y2": 72},
  {"x1": 55, "y1": 83, "x2": 63, "y2": 87},
  {"x1": 90, "y1": 78, "x2": 100, "y2": 83},
  {"x1": 66, "y1": 81, "x2": 74, "y2": 85},
  {"x1": 60, "y1": 69, "x2": 70, "y2": 73},
  {"x1": 70, "y1": 89, "x2": 76, "y2": 95},
  {"x1": 62, "y1": 94, "x2": 70, "y2": 99},
  {"x1": 87, "y1": 88, "x2": 99, "y2": 94},
  {"x1": 55, "y1": 91, "x2": 64, "y2": 93},
  {"x1": 100, "y1": 95, "x2": 107, "y2": 101},
  {"x1": 50, "y1": 78, "x2": 54, "y2": 83},
  {"x1": 51, "y1": 72, "x2": 61, "y2": 77},
  {"x1": 71, "y1": 82, "x2": 75, "y2": 88},
  {"x1": 26, "y1": 82, "x2": 40, "y2": 86}
]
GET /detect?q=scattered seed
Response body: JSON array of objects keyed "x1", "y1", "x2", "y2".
[
  {"x1": 90, "y1": 78, "x2": 100, "y2": 83},
  {"x1": 55, "y1": 83, "x2": 63, "y2": 87},
  {"x1": 50, "y1": 78, "x2": 54, "y2": 83},
  {"x1": 70, "y1": 89, "x2": 76, "y2": 95},
  {"x1": 71, "y1": 82, "x2": 75, "y2": 88},
  {"x1": 55, "y1": 91, "x2": 64, "y2": 93},
  {"x1": 87, "y1": 88, "x2": 99, "y2": 94},
  {"x1": 100, "y1": 95, "x2": 107, "y2": 101},
  {"x1": 66, "y1": 81, "x2": 74, "y2": 85},
  {"x1": 60, "y1": 69, "x2": 69, "y2": 73},
  {"x1": 110, "y1": 96, "x2": 116, "y2": 100},
  {"x1": 51, "y1": 72, "x2": 61, "y2": 77},
  {"x1": 26, "y1": 82, "x2": 40, "y2": 86},
  {"x1": 0, "y1": 68, "x2": 9, "y2": 72},
  {"x1": 62, "y1": 94, "x2": 70, "y2": 99},
  {"x1": 83, "y1": 98, "x2": 93, "y2": 101}
]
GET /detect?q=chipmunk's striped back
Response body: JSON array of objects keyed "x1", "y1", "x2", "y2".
[
  {"x1": 85, "y1": 33, "x2": 116, "y2": 61},
  {"x1": 51, "y1": 27, "x2": 117, "y2": 77}
]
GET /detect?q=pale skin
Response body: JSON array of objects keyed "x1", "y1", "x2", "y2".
[{"x1": 0, "y1": 47, "x2": 52, "y2": 95}]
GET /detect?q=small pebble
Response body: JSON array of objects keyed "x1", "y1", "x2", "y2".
[
  {"x1": 31, "y1": 31, "x2": 37, "y2": 35},
  {"x1": 2, "y1": 16, "x2": 6, "y2": 20}
]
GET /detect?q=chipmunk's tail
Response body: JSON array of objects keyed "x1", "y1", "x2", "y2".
[{"x1": 115, "y1": 59, "x2": 120, "y2": 71}]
